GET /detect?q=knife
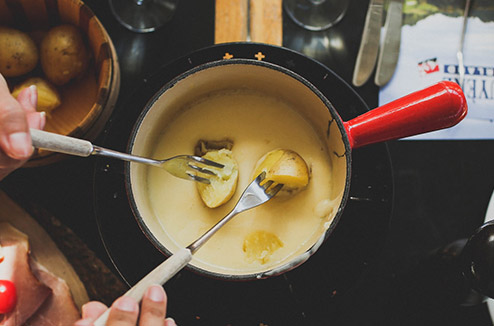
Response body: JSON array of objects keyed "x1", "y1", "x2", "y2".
[
  {"x1": 352, "y1": 0, "x2": 384, "y2": 87},
  {"x1": 374, "y1": 0, "x2": 403, "y2": 86},
  {"x1": 457, "y1": 0, "x2": 472, "y2": 89}
]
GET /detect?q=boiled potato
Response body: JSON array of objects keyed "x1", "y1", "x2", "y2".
[
  {"x1": 242, "y1": 230, "x2": 283, "y2": 264},
  {"x1": 252, "y1": 149, "x2": 310, "y2": 196},
  {"x1": 40, "y1": 24, "x2": 89, "y2": 85},
  {"x1": 196, "y1": 149, "x2": 239, "y2": 208},
  {"x1": 12, "y1": 77, "x2": 61, "y2": 113},
  {"x1": 194, "y1": 139, "x2": 234, "y2": 156},
  {"x1": 0, "y1": 26, "x2": 38, "y2": 77}
]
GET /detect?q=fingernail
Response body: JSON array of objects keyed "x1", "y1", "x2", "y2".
[
  {"x1": 114, "y1": 296, "x2": 138, "y2": 312},
  {"x1": 74, "y1": 319, "x2": 92, "y2": 326},
  {"x1": 8, "y1": 132, "x2": 32, "y2": 158},
  {"x1": 28, "y1": 85, "x2": 37, "y2": 108},
  {"x1": 166, "y1": 317, "x2": 177, "y2": 326},
  {"x1": 38, "y1": 111, "x2": 46, "y2": 130},
  {"x1": 145, "y1": 285, "x2": 165, "y2": 302}
]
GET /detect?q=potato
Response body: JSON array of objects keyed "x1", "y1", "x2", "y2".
[
  {"x1": 12, "y1": 77, "x2": 61, "y2": 113},
  {"x1": 252, "y1": 149, "x2": 310, "y2": 197},
  {"x1": 242, "y1": 230, "x2": 283, "y2": 264},
  {"x1": 40, "y1": 24, "x2": 89, "y2": 85},
  {"x1": 196, "y1": 149, "x2": 239, "y2": 208},
  {"x1": 0, "y1": 26, "x2": 38, "y2": 77}
]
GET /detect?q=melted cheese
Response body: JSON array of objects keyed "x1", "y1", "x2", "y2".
[{"x1": 146, "y1": 89, "x2": 337, "y2": 275}]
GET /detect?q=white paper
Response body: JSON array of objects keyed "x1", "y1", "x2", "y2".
[{"x1": 379, "y1": 13, "x2": 494, "y2": 140}]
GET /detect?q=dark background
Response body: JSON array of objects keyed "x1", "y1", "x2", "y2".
[{"x1": 1, "y1": 0, "x2": 493, "y2": 325}]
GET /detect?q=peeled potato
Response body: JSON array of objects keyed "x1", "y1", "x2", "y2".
[
  {"x1": 196, "y1": 149, "x2": 239, "y2": 208},
  {"x1": 0, "y1": 26, "x2": 38, "y2": 77},
  {"x1": 242, "y1": 230, "x2": 283, "y2": 264},
  {"x1": 252, "y1": 149, "x2": 310, "y2": 196},
  {"x1": 12, "y1": 77, "x2": 61, "y2": 113},
  {"x1": 40, "y1": 24, "x2": 89, "y2": 85}
]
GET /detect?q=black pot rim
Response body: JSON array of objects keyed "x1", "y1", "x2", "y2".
[{"x1": 125, "y1": 57, "x2": 353, "y2": 281}]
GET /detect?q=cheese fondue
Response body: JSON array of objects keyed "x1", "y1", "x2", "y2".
[{"x1": 145, "y1": 89, "x2": 339, "y2": 275}]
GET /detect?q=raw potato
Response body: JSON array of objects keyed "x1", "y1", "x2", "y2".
[
  {"x1": 0, "y1": 26, "x2": 39, "y2": 77},
  {"x1": 196, "y1": 149, "x2": 239, "y2": 208},
  {"x1": 40, "y1": 24, "x2": 89, "y2": 85},
  {"x1": 12, "y1": 77, "x2": 61, "y2": 113},
  {"x1": 252, "y1": 149, "x2": 310, "y2": 196}
]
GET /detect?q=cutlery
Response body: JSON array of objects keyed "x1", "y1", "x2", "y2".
[
  {"x1": 457, "y1": 0, "x2": 472, "y2": 89},
  {"x1": 374, "y1": 0, "x2": 403, "y2": 86},
  {"x1": 352, "y1": 0, "x2": 384, "y2": 87},
  {"x1": 93, "y1": 172, "x2": 283, "y2": 326},
  {"x1": 29, "y1": 129, "x2": 223, "y2": 184}
]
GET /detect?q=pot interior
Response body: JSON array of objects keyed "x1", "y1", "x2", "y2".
[{"x1": 128, "y1": 60, "x2": 350, "y2": 278}]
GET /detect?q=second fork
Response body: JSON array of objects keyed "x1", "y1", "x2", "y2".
[
  {"x1": 29, "y1": 128, "x2": 223, "y2": 184},
  {"x1": 93, "y1": 172, "x2": 283, "y2": 326}
]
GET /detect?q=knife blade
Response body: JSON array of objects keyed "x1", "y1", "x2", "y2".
[
  {"x1": 374, "y1": 0, "x2": 403, "y2": 86},
  {"x1": 457, "y1": 0, "x2": 472, "y2": 89},
  {"x1": 352, "y1": 0, "x2": 384, "y2": 87}
]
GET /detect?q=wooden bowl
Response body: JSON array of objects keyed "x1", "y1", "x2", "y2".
[{"x1": 0, "y1": 0, "x2": 120, "y2": 166}]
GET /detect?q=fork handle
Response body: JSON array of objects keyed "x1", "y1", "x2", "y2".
[
  {"x1": 30, "y1": 129, "x2": 94, "y2": 157},
  {"x1": 93, "y1": 248, "x2": 193, "y2": 326}
]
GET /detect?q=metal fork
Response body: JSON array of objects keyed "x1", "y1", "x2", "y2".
[
  {"x1": 93, "y1": 172, "x2": 283, "y2": 326},
  {"x1": 29, "y1": 129, "x2": 223, "y2": 184}
]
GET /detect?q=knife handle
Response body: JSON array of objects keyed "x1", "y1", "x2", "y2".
[{"x1": 343, "y1": 81, "x2": 468, "y2": 149}]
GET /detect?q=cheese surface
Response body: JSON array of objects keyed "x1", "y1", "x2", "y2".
[{"x1": 146, "y1": 89, "x2": 338, "y2": 275}]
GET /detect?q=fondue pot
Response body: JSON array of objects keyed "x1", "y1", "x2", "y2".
[{"x1": 121, "y1": 45, "x2": 467, "y2": 282}]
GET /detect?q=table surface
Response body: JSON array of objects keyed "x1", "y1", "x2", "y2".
[{"x1": 2, "y1": 0, "x2": 494, "y2": 325}]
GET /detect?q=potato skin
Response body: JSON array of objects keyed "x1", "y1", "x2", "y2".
[
  {"x1": 0, "y1": 26, "x2": 39, "y2": 77},
  {"x1": 40, "y1": 24, "x2": 89, "y2": 85}
]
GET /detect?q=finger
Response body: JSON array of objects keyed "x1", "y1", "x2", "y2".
[
  {"x1": 82, "y1": 301, "x2": 108, "y2": 320},
  {"x1": 16, "y1": 85, "x2": 37, "y2": 113},
  {"x1": 16, "y1": 85, "x2": 45, "y2": 130},
  {"x1": 106, "y1": 296, "x2": 139, "y2": 326},
  {"x1": 0, "y1": 74, "x2": 9, "y2": 95},
  {"x1": 139, "y1": 285, "x2": 167, "y2": 326},
  {"x1": 73, "y1": 319, "x2": 94, "y2": 326},
  {"x1": 26, "y1": 111, "x2": 46, "y2": 130},
  {"x1": 0, "y1": 76, "x2": 32, "y2": 160},
  {"x1": 72, "y1": 301, "x2": 108, "y2": 326},
  {"x1": 165, "y1": 318, "x2": 177, "y2": 326}
]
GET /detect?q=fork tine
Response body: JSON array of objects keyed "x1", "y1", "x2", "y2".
[
  {"x1": 261, "y1": 179, "x2": 274, "y2": 190},
  {"x1": 255, "y1": 171, "x2": 267, "y2": 182},
  {"x1": 187, "y1": 163, "x2": 217, "y2": 176},
  {"x1": 190, "y1": 156, "x2": 225, "y2": 169},
  {"x1": 186, "y1": 172, "x2": 211, "y2": 184},
  {"x1": 268, "y1": 183, "x2": 284, "y2": 197}
]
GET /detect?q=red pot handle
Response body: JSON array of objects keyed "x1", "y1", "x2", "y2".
[{"x1": 343, "y1": 81, "x2": 468, "y2": 149}]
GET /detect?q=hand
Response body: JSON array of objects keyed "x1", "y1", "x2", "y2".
[
  {"x1": 0, "y1": 74, "x2": 45, "y2": 180},
  {"x1": 74, "y1": 285, "x2": 176, "y2": 326}
]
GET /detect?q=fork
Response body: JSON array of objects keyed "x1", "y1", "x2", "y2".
[
  {"x1": 93, "y1": 172, "x2": 283, "y2": 326},
  {"x1": 29, "y1": 129, "x2": 223, "y2": 184}
]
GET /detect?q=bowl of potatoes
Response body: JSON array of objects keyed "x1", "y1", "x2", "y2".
[{"x1": 0, "y1": 0, "x2": 119, "y2": 166}]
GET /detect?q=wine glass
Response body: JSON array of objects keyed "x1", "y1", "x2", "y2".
[
  {"x1": 109, "y1": 0, "x2": 178, "y2": 33},
  {"x1": 284, "y1": 0, "x2": 349, "y2": 31}
]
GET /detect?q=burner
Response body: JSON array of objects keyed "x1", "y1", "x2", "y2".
[{"x1": 93, "y1": 43, "x2": 393, "y2": 324}]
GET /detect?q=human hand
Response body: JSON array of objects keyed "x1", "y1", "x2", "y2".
[
  {"x1": 0, "y1": 73, "x2": 45, "y2": 180},
  {"x1": 74, "y1": 285, "x2": 177, "y2": 326}
]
